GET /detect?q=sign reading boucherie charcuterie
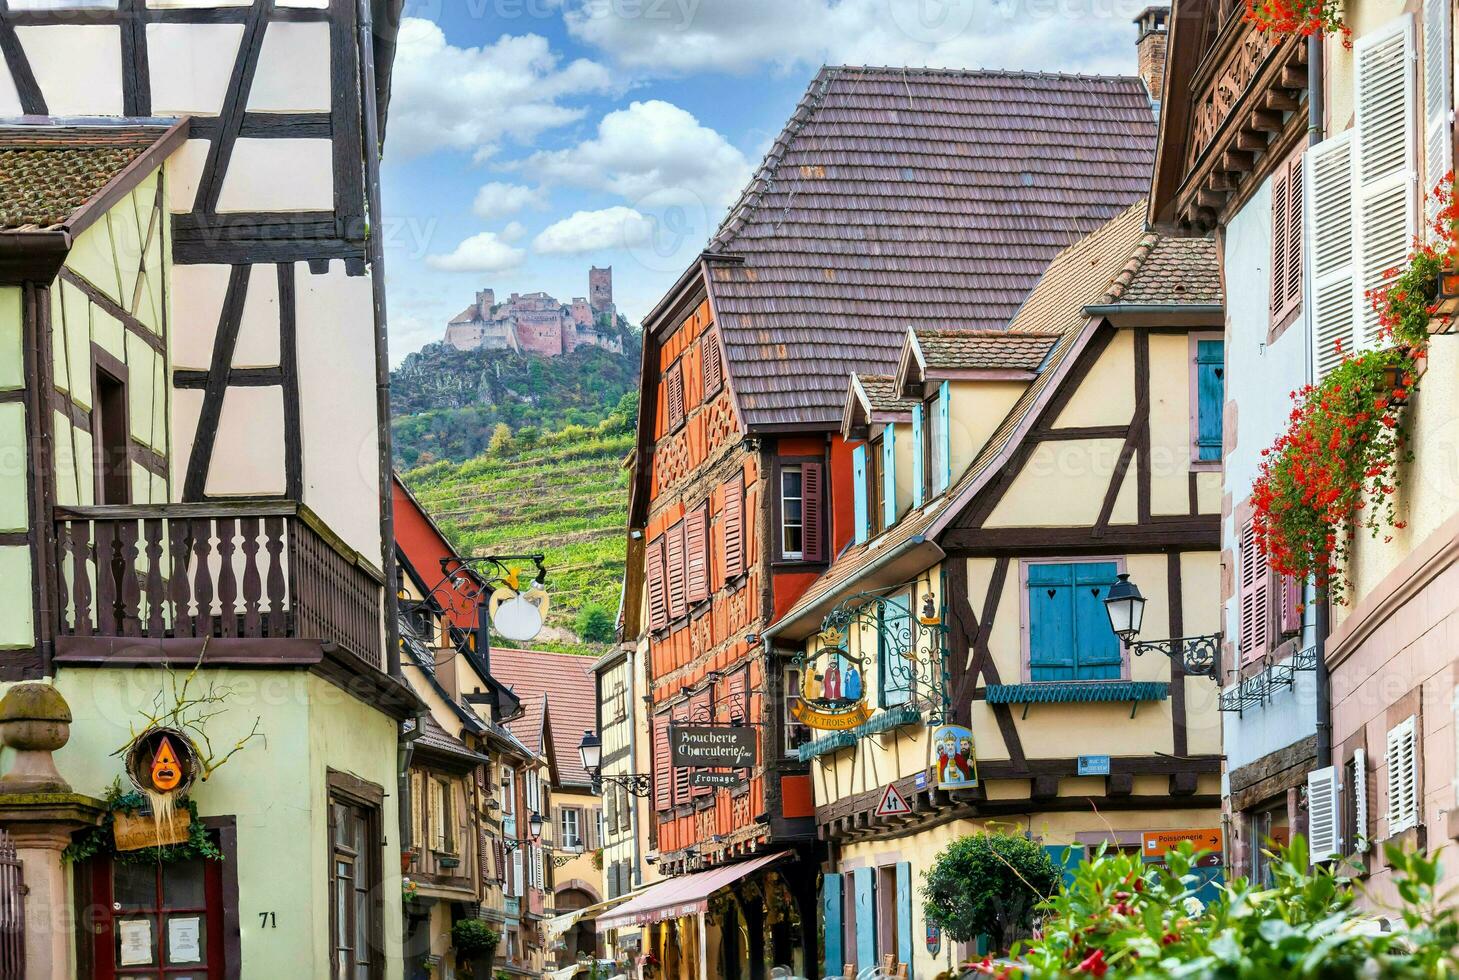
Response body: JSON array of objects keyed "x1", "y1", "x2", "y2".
[{"x1": 668, "y1": 726, "x2": 756, "y2": 768}]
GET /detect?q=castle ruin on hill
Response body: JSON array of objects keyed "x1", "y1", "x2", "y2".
[{"x1": 442, "y1": 266, "x2": 624, "y2": 356}]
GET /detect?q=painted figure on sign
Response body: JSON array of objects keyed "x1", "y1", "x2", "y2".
[
  {"x1": 933, "y1": 724, "x2": 977, "y2": 789},
  {"x1": 824, "y1": 657, "x2": 842, "y2": 700},
  {"x1": 843, "y1": 662, "x2": 862, "y2": 702}
]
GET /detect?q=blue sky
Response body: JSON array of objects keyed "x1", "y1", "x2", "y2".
[{"x1": 380, "y1": 0, "x2": 1153, "y2": 363}]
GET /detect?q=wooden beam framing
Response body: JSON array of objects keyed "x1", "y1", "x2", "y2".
[
  {"x1": 57, "y1": 269, "x2": 165, "y2": 357},
  {"x1": 946, "y1": 556, "x2": 1026, "y2": 767},
  {"x1": 0, "y1": 0, "x2": 45, "y2": 114},
  {"x1": 278, "y1": 261, "x2": 302, "y2": 500},
  {"x1": 119, "y1": 0, "x2": 150, "y2": 116},
  {"x1": 197, "y1": 0, "x2": 275, "y2": 214},
  {"x1": 1167, "y1": 550, "x2": 1188, "y2": 758},
  {"x1": 182, "y1": 265, "x2": 250, "y2": 501}
]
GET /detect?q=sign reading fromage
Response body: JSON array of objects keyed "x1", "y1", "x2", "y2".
[{"x1": 668, "y1": 726, "x2": 757, "y2": 768}]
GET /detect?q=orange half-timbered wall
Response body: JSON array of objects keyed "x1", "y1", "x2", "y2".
[{"x1": 642, "y1": 298, "x2": 770, "y2": 863}]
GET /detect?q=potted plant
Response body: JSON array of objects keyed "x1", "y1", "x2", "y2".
[{"x1": 452, "y1": 919, "x2": 500, "y2": 975}]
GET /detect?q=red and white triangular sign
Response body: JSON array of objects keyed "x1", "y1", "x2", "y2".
[{"x1": 876, "y1": 783, "x2": 912, "y2": 818}]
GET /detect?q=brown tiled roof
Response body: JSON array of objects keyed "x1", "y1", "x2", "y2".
[
  {"x1": 856, "y1": 374, "x2": 916, "y2": 413},
  {"x1": 0, "y1": 126, "x2": 173, "y2": 232},
  {"x1": 913, "y1": 328, "x2": 1061, "y2": 371},
  {"x1": 776, "y1": 206, "x2": 1221, "y2": 630},
  {"x1": 1113, "y1": 236, "x2": 1222, "y2": 306},
  {"x1": 417, "y1": 715, "x2": 487, "y2": 764},
  {"x1": 704, "y1": 66, "x2": 1157, "y2": 429},
  {"x1": 492, "y1": 648, "x2": 597, "y2": 786}
]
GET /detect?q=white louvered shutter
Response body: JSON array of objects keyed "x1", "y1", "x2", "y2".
[
  {"x1": 1307, "y1": 131, "x2": 1357, "y2": 379},
  {"x1": 1387, "y1": 714, "x2": 1419, "y2": 833},
  {"x1": 1355, "y1": 15, "x2": 1419, "y2": 349},
  {"x1": 1423, "y1": 0, "x2": 1453, "y2": 222},
  {"x1": 1353, "y1": 747, "x2": 1370, "y2": 853},
  {"x1": 1306, "y1": 765, "x2": 1342, "y2": 863}
]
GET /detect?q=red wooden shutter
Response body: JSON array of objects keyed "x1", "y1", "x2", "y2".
[
  {"x1": 666, "y1": 521, "x2": 687, "y2": 619},
  {"x1": 646, "y1": 537, "x2": 668, "y2": 632},
  {"x1": 685, "y1": 506, "x2": 709, "y2": 604},
  {"x1": 665, "y1": 363, "x2": 685, "y2": 431},
  {"x1": 1270, "y1": 165, "x2": 1289, "y2": 322},
  {"x1": 728, "y1": 668, "x2": 748, "y2": 727},
  {"x1": 1279, "y1": 574, "x2": 1302, "y2": 635},
  {"x1": 690, "y1": 689, "x2": 712, "y2": 797},
  {"x1": 703, "y1": 330, "x2": 723, "y2": 396},
  {"x1": 802, "y1": 461, "x2": 825, "y2": 562},
  {"x1": 1239, "y1": 518, "x2": 1271, "y2": 664},
  {"x1": 722, "y1": 474, "x2": 745, "y2": 581},
  {"x1": 671, "y1": 704, "x2": 691, "y2": 805},
  {"x1": 653, "y1": 713, "x2": 672, "y2": 811}
]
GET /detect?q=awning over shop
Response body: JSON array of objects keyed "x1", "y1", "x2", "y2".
[
  {"x1": 545, "y1": 887, "x2": 646, "y2": 940},
  {"x1": 596, "y1": 851, "x2": 789, "y2": 932}
]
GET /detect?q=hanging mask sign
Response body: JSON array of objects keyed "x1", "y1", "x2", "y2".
[
  {"x1": 792, "y1": 626, "x2": 874, "y2": 731},
  {"x1": 489, "y1": 583, "x2": 550, "y2": 642},
  {"x1": 117, "y1": 728, "x2": 201, "y2": 851}
]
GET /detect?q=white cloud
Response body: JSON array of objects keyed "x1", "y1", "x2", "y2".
[
  {"x1": 426, "y1": 231, "x2": 526, "y2": 273},
  {"x1": 386, "y1": 18, "x2": 614, "y2": 159},
  {"x1": 560, "y1": 0, "x2": 1140, "y2": 77},
  {"x1": 499, "y1": 220, "x2": 528, "y2": 243},
  {"x1": 522, "y1": 100, "x2": 752, "y2": 212},
  {"x1": 473, "y1": 181, "x2": 547, "y2": 220},
  {"x1": 533, "y1": 207, "x2": 656, "y2": 254}
]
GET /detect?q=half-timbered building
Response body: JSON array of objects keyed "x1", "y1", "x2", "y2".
[
  {"x1": 0, "y1": 2, "x2": 415, "y2": 976},
  {"x1": 619, "y1": 62, "x2": 1160, "y2": 978},
  {"x1": 766, "y1": 201, "x2": 1226, "y2": 976}
]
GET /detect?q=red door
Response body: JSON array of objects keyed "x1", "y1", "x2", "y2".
[{"x1": 87, "y1": 853, "x2": 227, "y2": 979}]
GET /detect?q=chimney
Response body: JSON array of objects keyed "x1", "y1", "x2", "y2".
[{"x1": 1133, "y1": 6, "x2": 1169, "y2": 108}]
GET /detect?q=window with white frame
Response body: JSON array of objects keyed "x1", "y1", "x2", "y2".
[
  {"x1": 784, "y1": 665, "x2": 812, "y2": 756},
  {"x1": 500, "y1": 766, "x2": 515, "y2": 816},
  {"x1": 559, "y1": 807, "x2": 581, "y2": 849},
  {"x1": 1387, "y1": 715, "x2": 1419, "y2": 834},
  {"x1": 781, "y1": 465, "x2": 804, "y2": 559}
]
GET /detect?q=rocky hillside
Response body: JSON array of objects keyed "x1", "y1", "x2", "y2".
[{"x1": 391, "y1": 341, "x2": 639, "y2": 467}]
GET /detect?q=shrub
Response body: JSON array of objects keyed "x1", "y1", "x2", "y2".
[
  {"x1": 923, "y1": 832, "x2": 1062, "y2": 952},
  {"x1": 575, "y1": 603, "x2": 616, "y2": 644},
  {"x1": 451, "y1": 919, "x2": 499, "y2": 959},
  {"x1": 488, "y1": 422, "x2": 513, "y2": 454}
]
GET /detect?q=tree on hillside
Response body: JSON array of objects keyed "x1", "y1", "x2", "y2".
[
  {"x1": 488, "y1": 422, "x2": 512, "y2": 454},
  {"x1": 574, "y1": 604, "x2": 615, "y2": 645}
]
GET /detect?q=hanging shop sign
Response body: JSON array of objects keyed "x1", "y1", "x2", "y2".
[
  {"x1": 117, "y1": 728, "x2": 201, "y2": 851},
  {"x1": 792, "y1": 624, "x2": 876, "y2": 731},
  {"x1": 931, "y1": 723, "x2": 977, "y2": 790},
  {"x1": 690, "y1": 772, "x2": 744, "y2": 789},
  {"x1": 926, "y1": 923, "x2": 942, "y2": 955},
  {"x1": 489, "y1": 582, "x2": 550, "y2": 642},
  {"x1": 670, "y1": 726, "x2": 757, "y2": 768}
]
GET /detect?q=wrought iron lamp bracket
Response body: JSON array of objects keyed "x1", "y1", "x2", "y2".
[{"x1": 1128, "y1": 633, "x2": 1222, "y2": 681}]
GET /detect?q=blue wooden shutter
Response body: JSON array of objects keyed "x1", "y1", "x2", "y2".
[
  {"x1": 853, "y1": 867, "x2": 877, "y2": 971},
  {"x1": 911, "y1": 405, "x2": 924, "y2": 507},
  {"x1": 896, "y1": 861, "x2": 914, "y2": 977},
  {"x1": 1196, "y1": 340, "x2": 1223, "y2": 462},
  {"x1": 852, "y1": 445, "x2": 869, "y2": 545},
  {"x1": 1027, "y1": 563, "x2": 1075, "y2": 681},
  {"x1": 822, "y1": 873, "x2": 843, "y2": 978},
  {"x1": 880, "y1": 599, "x2": 913, "y2": 707},
  {"x1": 936, "y1": 381, "x2": 952, "y2": 493},
  {"x1": 1073, "y1": 562, "x2": 1122, "y2": 679},
  {"x1": 882, "y1": 423, "x2": 897, "y2": 528}
]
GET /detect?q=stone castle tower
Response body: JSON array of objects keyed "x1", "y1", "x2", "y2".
[
  {"x1": 589, "y1": 266, "x2": 614, "y2": 316},
  {"x1": 442, "y1": 267, "x2": 622, "y2": 356}
]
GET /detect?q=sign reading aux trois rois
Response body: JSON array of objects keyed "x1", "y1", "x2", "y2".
[{"x1": 669, "y1": 726, "x2": 757, "y2": 768}]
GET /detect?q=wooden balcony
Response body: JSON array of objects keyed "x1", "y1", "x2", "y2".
[
  {"x1": 52, "y1": 501, "x2": 384, "y2": 669},
  {"x1": 1152, "y1": 0, "x2": 1310, "y2": 231}
]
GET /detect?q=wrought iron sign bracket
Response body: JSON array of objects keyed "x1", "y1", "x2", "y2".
[
  {"x1": 592, "y1": 773, "x2": 653, "y2": 798},
  {"x1": 1128, "y1": 633, "x2": 1222, "y2": 682}
]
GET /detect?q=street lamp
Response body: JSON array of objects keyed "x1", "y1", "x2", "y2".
[
  {"x1": 577, "y1": 729, "x2": 653, "y2": 798},
  {"x1": 529, "y1": 810, "x2": 544, "y2": 839},
  {"x1": 1103, "y1": 573, "x2": 1222, "y2": 681}
]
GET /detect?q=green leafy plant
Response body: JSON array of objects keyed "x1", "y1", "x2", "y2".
[
  {"x1": 575, "y1": 603, "x2": 616, "y2": 645},
  {"x1": 1368, "y1": 173, "x2": 1457, "y2": 349},
  {"x1": 451, "y1": 919, "x2": 500, "y2": 959},
  {"x1": 962, "y1": 837, "x2": 1459, "y2": 978},
  {"x1": 63, "y1": 779, "x2": 222, "y2": 865},
  {"x1": 923, "y1": 832, "x2": 1063, "y2": 952}
]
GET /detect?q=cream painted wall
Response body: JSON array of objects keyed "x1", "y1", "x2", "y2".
[
  {"x1": 249, "y1": 21, "x2": 332, "y2": 111},
  {"x1": 984, "y1": 438, "x2": 1127, "y2": 527},
  {"x1": 947, "y1": 381, "x2": 1026, "y2": 481},
  {"x1": 1149, "y1": 332, "x2": 1198, "y2": 516},
  {"x1": 1053, "y1": 329, "x2": 1134, "y2": 427},
  {"x1": 146, "y1": 23, "x2": 244, "y2": 115},
  {"x1": 215, "y1": 138, "x2": 335, "y2": 213},
  {"x1": 893, "y1": 420, "x2": 914, "y2": 518},
  {"x1": 15, "y1": 25, "x2": 123, "y2": 115}
]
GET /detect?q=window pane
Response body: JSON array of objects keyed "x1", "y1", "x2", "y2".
[
  {"x1": 783, "y1": 526, "x2": 802, "y2": 555},
  {"x1": 162, "y1": 858, "x2": 206, "y2": 909},
  {"x1": 783, "y1": 500, "x2": 802, "y2": 524},
  {"x1": 782, "y1": 469, "x2": 802, "y2": 498},
  {"x1": 164, "y1": 913, "x2": 206, "y2": 966},
  {"x1": 113, "y1": 863, "x2": 156, "y2": 910},
  {"x1": 353, "y1": 885, "x2": 370, "y2": 970}
]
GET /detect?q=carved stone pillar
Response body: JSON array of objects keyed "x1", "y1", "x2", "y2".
[{"x1": 0, "y1": 683, "x2": 104, "y2": 980}]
